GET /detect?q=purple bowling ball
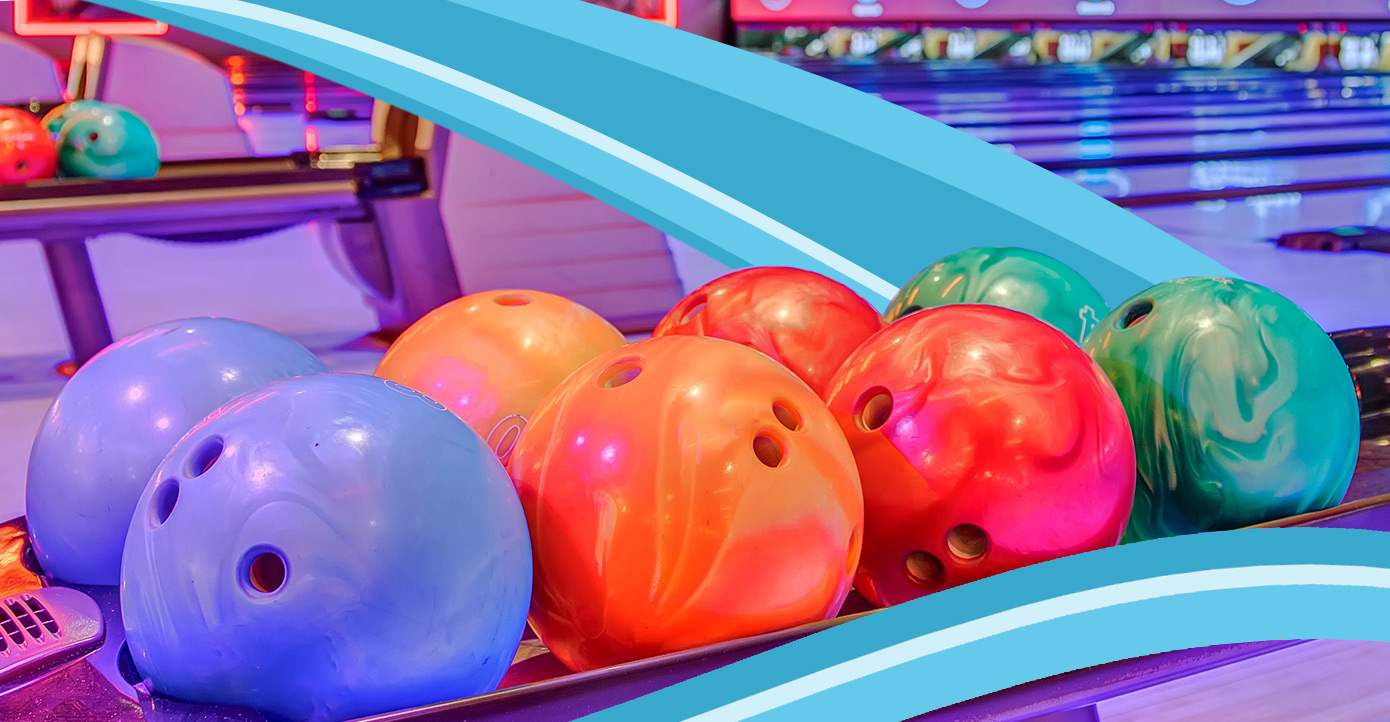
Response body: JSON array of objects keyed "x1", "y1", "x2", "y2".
[
  {"x1": 120, "y1": 373, "x2": 533, "y2": 722},
  {"x1": 25, "y1": 318, "x2": 328, "y2": 586}
]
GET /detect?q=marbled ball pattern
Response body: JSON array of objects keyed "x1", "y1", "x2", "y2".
[
  {"x1": 884, "y1": 246, "x2": 1109, "y2": 344},
  {"x1": 1084, "y1": 277, "x2": 1361, "y2": 542}
]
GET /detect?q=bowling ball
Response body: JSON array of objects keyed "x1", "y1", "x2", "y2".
[
  {"x1": 39, "y1": 100, "x2": 103, "y2": 137},
  {"x1": 884, "y1": 247, "x2": 1108, "y2": 344},
  {"x1": 1083, "y1": 277, "x2": 1360, "y2": 542},
  {"x1": 824, "y1": 305, "x2": 1135, "y2": 607},
  {"x1": 121, "y1": 374, "x2": 532, "y2": 722},
  {"x1": 653, "y1": 267, "x2": 883, "y2": 396},
  {"x1": 54, "y1": 103, "x2": 160, "y2": 179},
  {"x1": 375, "y1": 290, "x2": 626, "y2": 465},
  {"x1": 26, "y1": 318, "x2": 328, "y2": 586},
  {"x1": 510, "y1": 335, "x2": 862, "y2": 671},
  {"x1": 0, "y1": 109, "x2": 57, "y2": 185}
]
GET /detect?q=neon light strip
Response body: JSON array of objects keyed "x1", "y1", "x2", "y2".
[
  {"x1": 586, "y1": 0, "x2": 678, "y2": 27},
  {"x1": 14, "y1": 0, "x2": 169, "y2": 36}
]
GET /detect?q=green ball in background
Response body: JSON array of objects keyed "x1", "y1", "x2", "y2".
[
  {"x1": 1083, "y1": 277, "x2": 1361, "y2": 542},
  {"x1": 56, "y1": 103, "x2": 161, "y2": 180},
  {"x1": 885, "y1": 246, "x2": 1109, "y2": 344},
  {"x1": 40, "y1": 99, "x2": 104, "y2": 138}
]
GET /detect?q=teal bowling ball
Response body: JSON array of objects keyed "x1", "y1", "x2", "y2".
[
  {"x1": 56, "y1": 103, "x2": 160, "y2": 179},
  {"x1": 1083, "y1": 277, "x2": 1360, "y2": 542},
  {"x1": 40, "y1": 100, "x2": 103, "y2": 138},
  {"x1": 885, "y1": 247, "x2": 1109, "y2": 344}
]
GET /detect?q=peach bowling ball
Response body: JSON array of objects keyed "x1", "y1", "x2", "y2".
[{"x1": 375, "y1": 290, "x2": 626, "y2": 463}]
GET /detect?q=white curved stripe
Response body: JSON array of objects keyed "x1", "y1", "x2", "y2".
[
  {"x1": 683, "y1": 564, "x2": 1390, "y2": 721},
  {"x1": 143, "y1": 0, "x2": 899, "y2": 301}
]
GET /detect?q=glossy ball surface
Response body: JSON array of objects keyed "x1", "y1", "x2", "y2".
[
  {"x1": 40, "y1": 100, "x2": 103, "y2": 137},
  {"x1": 509, "y1": 335, "x2": 863, "y2": 671},
  {"x1": 121, "y1": 374, "x2": 533, "y2": 722},
  {"x1": 653, "y1": 267, "x2": 884, "y2": 396},
  {"x1": 825, "y1": 305, "x2": 1136, "y2": 607},
  {"x1": 0, "y1": 109, "x2": 57, "y2": 185},
  {"x1": 26, "y1": 318, "x2": 327, "y2": 586},
  {"x1": 375, "y1": 290, "x2": 626, "y2": 465},
  {"x1": 55, "y1": 103, "x2": 160, "y2": 179},
  {"x1": 1083, "y1": 277, "x2": 1360, "y2": 541},
  {"x1": 885, "y1": 247, "x2": 1108, "y2": 344}
]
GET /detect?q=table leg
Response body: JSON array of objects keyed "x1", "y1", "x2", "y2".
[
  {"x1": 364, "y1": 195, "x2": 463, "y2": 336},
  {"x1": 41, "y1": 239, "x2": 114, "y2": 370}
]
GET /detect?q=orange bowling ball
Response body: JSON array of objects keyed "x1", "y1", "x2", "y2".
[
  {"x1": 653, "y1": 267, "x2": 885, "y2": 396},
  {"x1": 509, "y1": 335, "x2": 864, "y2": 672},
  {"x1": 375, "y1": 290, "x2": 626, "y2": 464}
]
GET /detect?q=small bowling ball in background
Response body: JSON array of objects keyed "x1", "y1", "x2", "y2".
[
  {"x1": 510, "y1": 335, "x2": 863, "y2": 671},
  {"x1": 884, "y1": 247, "x2": 1109, "y2": 344},
  {"x1": 825, "y1": 305, "x2": 1135, "y2": 607},
  {"x1": 54, "y1": 103, "x2": 161, "y2": 179},
  {"x1": 0, "y1": 109, "x2": 57, "y2": 185},
  {"x1": 40, "y1": 100, "x2": 103, "y2": 137},
  {"x1": 1083, "y1": 277, "x2": 1360, "y2": 542},
  {"x1": 26, "y1": 318, "x2": 327, "y2": 586},
  {"x1": 375, "y1": 290, "x2": 626, "y2": 465},
  {"x1": 121, "y1": 374, "x2": 533, "y2": 722},
  {"x1": 653, "y1": 267, "x2": 883, "y2": 396}
]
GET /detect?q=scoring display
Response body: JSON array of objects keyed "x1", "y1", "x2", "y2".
[{"x1": 732, "y1": 0, "x2": 1390, "y2": 23}]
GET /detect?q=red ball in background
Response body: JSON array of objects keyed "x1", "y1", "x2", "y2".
[
  {"x1": 824, "y1": 305, "x2": 1136, "y2": 607},
  {"x1": 0, "y1": 109, "x2": 57, "y2": 186},
  {"x1": 653, "y1": 267, "x2": 884, "y2": 397}
]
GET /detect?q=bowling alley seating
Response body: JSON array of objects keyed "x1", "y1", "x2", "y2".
[
  {"x1": 0, "y1": 33, "x2": 63, "y2": 106},
  {"x1": 99, "y1": 36, "x2": 251, "y2": 160},
  {"x1": 438, "y1": 135, "x2": 686, "y2": 332}
]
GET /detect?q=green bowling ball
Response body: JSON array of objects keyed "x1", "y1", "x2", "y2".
[
  {"x1": 885, "y1": 246, "x2": 1108, "y2": 344},
  {"x1": 40, "y1": 100, "x2": 103, "y2": 138},
  {"x1": 55, "y1": 104, "x2": 160, "y2": 180},
  {"x1": 1083, "y1": 277, "x2": 1360, "y2": 542}
]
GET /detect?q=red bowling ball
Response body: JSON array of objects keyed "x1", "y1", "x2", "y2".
[
  {"x1": 653, "y1": 267, "x2": 884, "y2": 396},
  {"x1": 824, "y1": 305, "x2": 1136, "y2": 607},
  {"x1": 0, "y1": 109, "x2": 57, "y2": 186}
]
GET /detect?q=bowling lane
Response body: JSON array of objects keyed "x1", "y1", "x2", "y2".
[
  {"x1": 1128, "y1": 187, "x2": 1390, "y2": 333},
  {"x1": 964, "y1": 107, "x2": 1390, "y2": 144},
  {"x1": 814, "y1": 64, "x2": 1390, "y2": 332},
  {"x1": 845, "y1": 70, "x2": 1390, "y2": 127},
  {"x1": 782, "y1": 60, "x2": 1390, "y2": 135},
  {"x1": 882, "y1": 80, "x2": 1390, "y2": 118},
  {"x1": 1099, "y1": 640, "x2": 1390, "y2": 722},
  {"x1": 793, "y1": 60, "x2": 1390, "y2": 110},
  {"x1": 797, "y1": 60, "x2": 1386, "y2": 95},
  {"x1": 932, "y1": 94, "x2": 1390, "y2": 126},
  {"x1": 1052, "y1": 162, "x2": 1390, "y2": 209},
  {"x1": 1011, "y1": 123, "x2": 1390, "y2": 168},
  {"x1": 1060, "y1": 151, "x2": 1390, "y2": 205}
]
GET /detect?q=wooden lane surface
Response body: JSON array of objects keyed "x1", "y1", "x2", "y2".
[
  {"x1": 1097, "y1": 440, "x2": 1390, "y2": 721},
  {"x1": 1099, "y1": 639, "x2": 1390, "y2": 722}
]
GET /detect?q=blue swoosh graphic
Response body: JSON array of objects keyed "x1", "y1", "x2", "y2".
[
  {"x1": 95, "y1": 0, "x2": 1236, "y2": 308},
  {"x1": 583, "y1": 528, "x2": 1390, "y2": 721}
]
